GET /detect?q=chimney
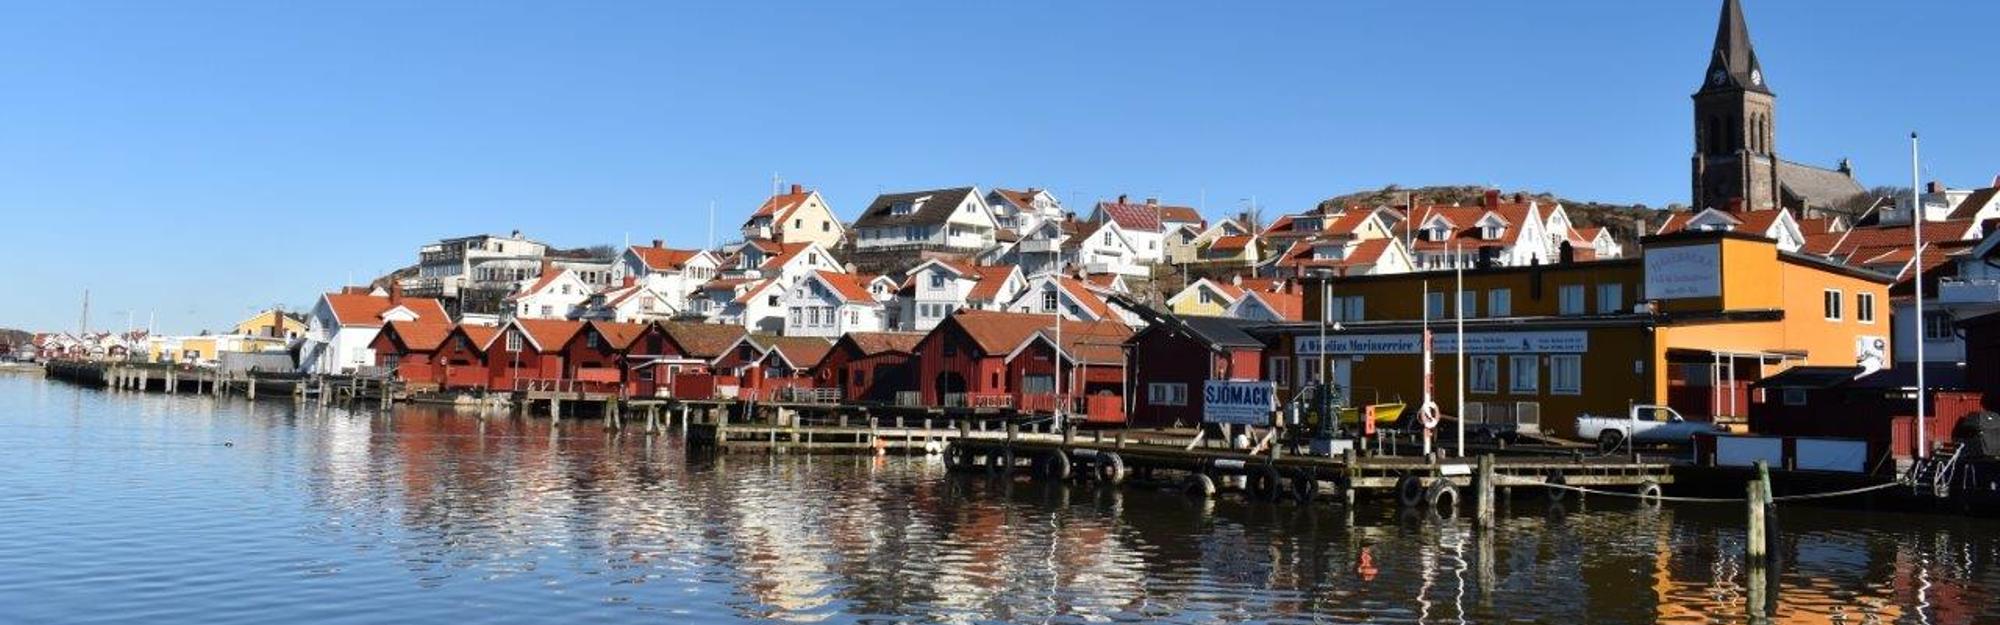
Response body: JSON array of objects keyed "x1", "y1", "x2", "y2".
[
  {"x1": 1145, "y1": 197, "x2": 1159, "y2": 207},
  {"x1": 1727, "y1": 197, "x2": 1745, "y2": 212},
  {"x1": 388, "y1": 280, "x2": 403, "y2": 304},
  {"x1": 622, "y1": 275, "x2": 636, "y2": 288},
  {"x1": 1117, "y1": 194, "x2": 1128, "y2": 205},
  {"x1": 651, "y1": 239, "x2": 663, "y2": 248},
  {"x1": 1513, "y1": 192, "x2": 1527, "y2": 203},
  {"x1": 1483, "y1": 189, "x2": 1501, "y2": 207},
  {"x1": 1558, "y1": 240, "x2": 1575, "y2": 264},
  {"x1": 511, "y1": 229, "x2": 523, "y2": 239},
  {"x1": 1927, "y1": 180, "x2": 1944, "y2": 194},
  {"x1": 539, "y1": 258, "x2": 554, "y2": 276},
  {"x1": 789, "y1": 183, "x2": 803, "y2": 195}
]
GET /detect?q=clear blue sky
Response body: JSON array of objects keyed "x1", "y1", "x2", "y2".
[{"x1": 3, "y1": 1, "x2": 1995, "y2": 334}]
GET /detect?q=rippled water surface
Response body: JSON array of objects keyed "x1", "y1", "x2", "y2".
[{"x1": 2, "y1": 374, "x2": 1998, "y2": 624}]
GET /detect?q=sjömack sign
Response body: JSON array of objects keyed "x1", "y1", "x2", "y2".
[{"x1": 1203, "y1": 380, "x2": 1276, "y2": 426}]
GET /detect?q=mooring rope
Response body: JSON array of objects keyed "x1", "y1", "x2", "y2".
[{"x1": 1531, "y1": 479, "x2": 1909, "y2": 504}]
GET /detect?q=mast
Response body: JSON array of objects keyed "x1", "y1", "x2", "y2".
[
  {"x1": 1911, "y1": 132, "x2": 1927, "y2": 458},
  {"x1": 1455, "y1": 242, "x2": 1466, "y2": 458},
  {"x1": 79, "y1": 289, "x2": 90, "y2": 336}
]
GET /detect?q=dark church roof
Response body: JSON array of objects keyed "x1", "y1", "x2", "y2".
[
  {"x1": 1777, "y1": 159, "x2": 1867, "y2": 209},
  {"x1": 1701, "y1": 0, "x2": 1770, "y2": 95}
]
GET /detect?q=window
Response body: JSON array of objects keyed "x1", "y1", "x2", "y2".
[
  {"x1": 1549, "y1": 355, "x2": 1582, "y2": 394},
  {"x1": 540, "y1": 305, "x2": 553, "y2": 317},
  {"x1": 1822, "y1": 289, "x2": 1843, "y2": 321},
  {"x1": 1199, "y1": 289, "x2": 1214, "y2": 305},
  {"x1": 1103, "y1": 231, "x2": 1114, "y2": 246},
  {"x1": 1856, "y1": 292, "x2": 1875, "y2": 323},
  {"x1": 768, "y1": 295, "x2": 780, "y2": 307},
  {"x1": 1782, "y1": 388, "x2": 1808, "y2": 406},
  {"x1": 1481, "y1": 225, "x2": 1501, "y2": 240},
  {"x1": 1508, "y1": 355, "x2": 1538, "y2": 393},
  {"x1": 1266, "y1": 357, "x2": 1291, "y2": 386},
  {"x1": 1341, "y1": 296, "x2": 1365, "y2": 321},
  {"x1": 930, "y1": 273, "x2": 946, "y2": 289},
  {"x1": 1042, "y1": 289, "x2": 1059, "y2": 313},
  {"x1": 1460, "y1": 292, "x2": 1478, "y2": 318},
  {"x1": 586, "y1": 332, "x2": 601, "y2": 349},
  {"x1": 1469, "y1": 355, "x2": 1499, "y2": 393},
  {"x1": 1299, "y1": 356, "x2": 1323, "y2": 384},
  {"x1": 1596, "y1": 283, "x2": 1624, "y2": 314},
  {"x1": 506, "y1": 331, "x2": 523, "y2": 352},
  {"x1": 822, "y1": 221, "x2": 831, "y2": 232},
  {"x1": 1022, "y1": 374, "x2": 1055, "y2": 394},
  {"x1": 1487, "y1": 289, "x2": 1511, "y2": 317},
  {"x1": 1426, "y1": 292, "x2": 1446, "y2": 318},
  {"x1": 793, "y1": 218, "x2": 802, "y2": 229},
  {"x1": 1924, "y1": 312, "x2": 1955, "y2": 341},
  {"x1": 1558, "y1": 285, "x2": 1586, "y2": 316},
  {"x1": 1147, "y1": 383, "x2": 1188, "y2": 406},
  {"x1": 853, "y1": 369, "x2": 867, "y2": 386}
]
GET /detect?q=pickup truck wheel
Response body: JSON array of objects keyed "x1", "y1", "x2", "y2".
[{"x1": 1596, "y1": 429, "x2": 1626, "y2": 454}]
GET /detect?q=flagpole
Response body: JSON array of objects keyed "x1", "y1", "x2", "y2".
[
  {"x1": 1911, "y1": 132, "x2": 1927, "y2": 458},
  {"x1": 1455, "y1": 242, "x2": 1466, "y2": 458}
]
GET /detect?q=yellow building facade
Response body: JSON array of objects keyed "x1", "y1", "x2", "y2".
[
  {"x1": 1278, "y1": 230, "x2": 1891, "y2": 437},
  {"x1": 234, "y1": 309, "x2": 307, "y2": 341}
]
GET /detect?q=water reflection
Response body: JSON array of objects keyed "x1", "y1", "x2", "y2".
[{"x1": 1, "y1": 376, "x2": 1997, "y2": 625}]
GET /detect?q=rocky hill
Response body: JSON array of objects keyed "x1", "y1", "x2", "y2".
[
  {"x1": 0, "y1": 328, "x2": 32, "y2": 346},
  {"x1": 1316, "y1": 185, "x2": 1671, "y2": 249}
]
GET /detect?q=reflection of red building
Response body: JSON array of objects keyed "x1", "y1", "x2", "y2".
[
  {"x1": 370, "y1": 320, "x2": 453, "y2": 388},
  {"x1": 912, "y1": 310, "x2": 1130, "y2": 413},
  {"x1": 813, "y1": 332, "x2": 923, "y2": 403}
]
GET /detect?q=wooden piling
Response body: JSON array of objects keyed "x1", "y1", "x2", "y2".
[{"x1": 1476, "y1": 454, "x2": 1496, "y2": 529}]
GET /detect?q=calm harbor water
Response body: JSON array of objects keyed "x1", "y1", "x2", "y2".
[{"x1": 1, "y1": 374, "x2": 1996, "y2": 624}]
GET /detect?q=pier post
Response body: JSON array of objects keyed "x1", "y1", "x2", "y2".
[
  {"x1": 551, "y1": 397, "x2": 562, "y2": 423},
  {"x1": 1475, "y1": 454, "x2": 1496, "y2": 529}
]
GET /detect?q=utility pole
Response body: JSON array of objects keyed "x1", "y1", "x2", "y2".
[
  {"x1": 1455, "y1": 241, "x2": 1467, "y2": 458},
  {"x1": 79, "y1": 289, "x2": 90, "y2": 335}
]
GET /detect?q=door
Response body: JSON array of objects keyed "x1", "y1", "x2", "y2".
[{"x1": 1332, "y1": 357, "x2": 1354, "y2": 406}]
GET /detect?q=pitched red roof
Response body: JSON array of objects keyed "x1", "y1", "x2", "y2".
[
  {"x1": 758, "y1": 336, "x2": 835, "y2": 369},
  {"x1": 659, "y1": 321, "x2": 745, "y2": 359},
  {"x1": 511, "y1": 319, "x2": 584, "y2": 351},
  {"x1": 947, "y1": 310, "x2": 1129, "y2": 355},
  {"x1": 989, "y1": 188, "x2": 1040, "y2": 211},
  {"x1": 1094, "y1": 201, "x2": 1166, "y2": 233},
  {"x1": 380, "y1": 319, "x2": 453, "y2": 352},
  {"x1": 323, "y1": 293, "x2": 448, "y2": 328},
  {"x1": 504, "y1": 271, "x2": 568, "y2": 302},
  {"x1": 1209, "y1": 235, "x2": 1252, "y2": 252},
  {"x1": 965, "y1": 266, "x2": 1019, "y2": 303},
  {"x1": 455, "y1": 324, "x2": 502, "y2": 352},
  {"x1": 1157, "y1": 205, "x2": 1203, "y2": 225},
  {"x1": 842, "y1": 331, "x2": 925, "y2": 356},
  {"x1": 1241, "y1": 290, "x2": 1302, "y2": 321},
  {"x1": 586, "y1": 321, "x2": 651, "y2": 350},
  {"x1": 1056, "y1": 277, "x2": 1117, "y2": 319},
  {"x1": 816, "y1": 271, "x2": 876, "y2": 303},
  {"x1": 752, "y1": 187, "x2": 814, "y2": 220},
  {"x1": 630, "y1": 246, "x2": 704, "y2": 271}
]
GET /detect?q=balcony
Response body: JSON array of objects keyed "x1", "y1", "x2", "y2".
[{"x1": 1937, "y1": 278, "x2": 2000, "y2": 304}]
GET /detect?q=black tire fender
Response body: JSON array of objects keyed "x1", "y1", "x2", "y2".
[{"x1": 1396, "y1": 474, "x2": 1425, "y2": 508}]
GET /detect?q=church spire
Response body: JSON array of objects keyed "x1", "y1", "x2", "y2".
[{"x1": 1702, "y1": 0, "x2": 1769, "y2": 94}]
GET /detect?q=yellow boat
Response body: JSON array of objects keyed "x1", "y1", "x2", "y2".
[{"x1": 1339, "y1": 402, "x2": 1406, "y2": 426}]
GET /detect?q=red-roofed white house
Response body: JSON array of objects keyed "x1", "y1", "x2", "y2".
[
  {"x1": 742, "y1": 183, "x2": 846, "y2": 249},
  {"x1": 1273, "y1": 236, "x2": 1415, "y2": 278},
  {"x1": 505, "y1": 266, "x2": 593, "y2": 320},
  {"x1": 898, "y1": 259, "x2": 1027, "y2": 332},
  {"x1": 301, "y1": 285, "x2": 452, "y2": 375},
  {"x1": 985, "y1": 187, "x2": 1066, "y2": 232},
  {"x1": 1654, "y1": 207, "x2": 1805, "y2": 252},
  {"x1": 615, "y1": 242, "x2": 720, "y2": 312},
  {"x1": 1405, "y1": 195, "x2": 1556, "y2": 269},
  {"x1": 782, "y1": 271, "x2": 888, "y2": 337},
  {"x1": 711, "y1": 278, "x2": 787, "y2": 333},
  {"x1": 1226, "y1": 289, "x2": 1303, "y2": 322},
  {"x1": 1067, "y1": 219, "x2": 1149, "y2": 278},
  {"x1": 577, "y1": 279, "x2": 681, "y2": 323},
  {"x1": 1087, "y1": 195, "x2": 1181, "y2": 263},
  {"x1": 1005, "y1": 274, "x2": 1141, "y2": 326}
]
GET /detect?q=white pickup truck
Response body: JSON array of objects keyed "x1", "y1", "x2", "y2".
[{"x1": 1574, "y1": 405, "x2": 1719, "y2": 452}]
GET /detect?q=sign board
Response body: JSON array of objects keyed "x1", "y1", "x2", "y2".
[
  {"x1": 1296, "y1": 331, "x2": 1588, "y2": 355},
  {"x1": 1203, "y1": 380, "x2": 1275, "y2": 425},
  {"x1": 1644, "y1": 243, "x2": 1722, "y2": 300}
]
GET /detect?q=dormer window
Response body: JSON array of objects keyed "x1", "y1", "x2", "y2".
[
  {"x1": 1427, "y1": 226, "x2": 1449, "y2": 241},
  {"x1": 1481, "y1": 226, "x2": 1502, "y2": 240}
]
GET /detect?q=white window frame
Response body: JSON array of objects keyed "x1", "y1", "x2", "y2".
[
  {"x1": 1549, "y1": 355, "x2": 1582, "y2": 395},
  {"x1": 1147, "y1": 383, "x2": 1188, "y2": 406},
  {"x1": 1266, "y1": 357, "x2": 1290, "y2": 387},
  {"x1": 1460, "y1": 292, "x2": 1478, "y2": 318},
  {"x1": 1487, "y1": 289, "x2": 1511, "y2": 317},
  {"x1": 505, "y1": 331, "x2": 523, "y2": 352},
  {"x1": 1823, "y1": 289, "x2": 1843, "y2": 321},
  {"x1": 1856, "y1": 292, "x2": 1875, "y2": 324},
  {"x1": 1508, "y1": 355, "x2": 1538, "y2": 394},
  {"x1": 1299, "y1": 356, "x2": 1323, "y2": 384}
]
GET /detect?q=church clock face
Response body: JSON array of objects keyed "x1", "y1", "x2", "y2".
[{"x1": 1751, "y1": 69, "x2": 1762, "y2": 86}]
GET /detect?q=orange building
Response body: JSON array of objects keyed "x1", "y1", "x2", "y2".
[{"x1": 1272, "y1": 230, "x2": 1892, "y2": 437}]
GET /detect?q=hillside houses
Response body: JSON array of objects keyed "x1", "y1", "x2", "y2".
[{"x1": 743, "y1": 184, "x2": 845, "y2": 249}]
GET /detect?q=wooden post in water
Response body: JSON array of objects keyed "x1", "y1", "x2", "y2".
[{"x1": 1475, "y1": 454, "x2": 1496, "y2": 529}]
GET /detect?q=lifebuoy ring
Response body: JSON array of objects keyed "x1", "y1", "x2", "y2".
[
  {"x1": 1418, "y1": 401, "x2": 1442, "y2": 430},
  {"x1": 943, "y1": 443, "x2": 964, "y2": 471},
  {"x1": 1637, "y1": 480, "x2": 1663, "y2": 505},
  {"x1": 1095, "y1": 452, "x2": 1126, "y2": 485},
  {"x1": 1396, "y1": 474, "x2": 1425, "y2": 507},
  {"x1": 1545, "y1": 473, "x2": 1570, "y2": 502},
  {"x1": 986, "y1": 449, "x2": 1015, "y2": 476}
]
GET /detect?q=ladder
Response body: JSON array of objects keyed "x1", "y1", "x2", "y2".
[{"x1": 1908, "y1": 441, "x2": 1966, "y2": 498}]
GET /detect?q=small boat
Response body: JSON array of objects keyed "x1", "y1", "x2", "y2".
[{"x1": 1340, "y1": 402, "x2": 1405, "y2": 426}]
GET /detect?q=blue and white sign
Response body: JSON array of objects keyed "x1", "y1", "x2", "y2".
[
  {"x1": 1203, "y1": 380, "x2": 1276, "y2": 425},
  {"x1": 1296, "y1": 331, "x2": 1588, "y2": 355}
]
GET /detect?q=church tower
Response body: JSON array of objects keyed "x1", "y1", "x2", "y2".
[{"x1": 1691, "y1": 0, "x2": 1781, "y2": 212}]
